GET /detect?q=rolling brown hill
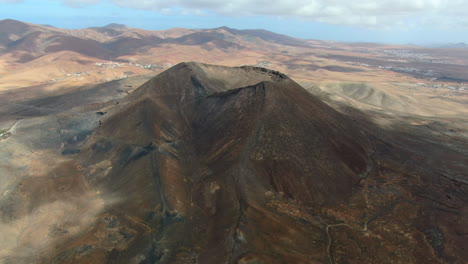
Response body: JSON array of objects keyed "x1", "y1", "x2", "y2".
[
  {"x1": 0, "y1": 63, "x2": 466, "y2": 263},
  {"x1": 0, "y1": 19, "x2": 307, "y2": 62},
  {"x1": 2, "y1": 19, "x2": 467, "y2": 119}
]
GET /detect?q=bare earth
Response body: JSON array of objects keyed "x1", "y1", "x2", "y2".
[{"x1": 0, "y1": 19, "x2": 467, "y2": 264}]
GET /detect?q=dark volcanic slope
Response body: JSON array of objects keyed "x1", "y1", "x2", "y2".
[
  {"x1": 0, "y1": 63, "x2": 466, "y2": 264},
  {"x1": 80, "y1": 62, "x2": 373, "y2": 263},
  {"x1": 98, "y1": 62, "x2": 371, "y2": 208}
]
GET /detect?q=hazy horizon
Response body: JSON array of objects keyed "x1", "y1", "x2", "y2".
[{"x1": 1, "y1": 0, "x2": 468, "y2": 45}]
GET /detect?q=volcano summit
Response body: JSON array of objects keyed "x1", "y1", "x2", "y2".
[{"x1": 0, "y1": 63, "x2": 466, "y2": 264}]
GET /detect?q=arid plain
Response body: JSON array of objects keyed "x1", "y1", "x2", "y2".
[{"x1": 0, "y1": 19, "x2": 467, "y2": 264}]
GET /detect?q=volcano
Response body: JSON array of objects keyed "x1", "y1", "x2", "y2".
[{"x1": 0, "y1": 63, "x2": 466, "y2": 264}]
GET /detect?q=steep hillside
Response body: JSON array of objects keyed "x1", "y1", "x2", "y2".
[{"x1": 0, "y1": 63, "x2": 465, "y2": 263}]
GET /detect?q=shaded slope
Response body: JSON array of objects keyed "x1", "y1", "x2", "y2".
[
  {"x1": 43, "y1": 35, "x2": 114, "y2": 60},
  {"x1": 0, "y1": 63, "x2": 465, "y2": 264},
  {"x1": 87, "y1": 63, "x2": 467, "y2": 264},
  {"x1": 0, "y1": 19, "x2": 32, "y2": 50},
  {"x1": 218, "y1": 26, "x2": 309, "y2": 47},
  {"x1": 63, "y1": 62, "x2": 373, "y2": 263}
]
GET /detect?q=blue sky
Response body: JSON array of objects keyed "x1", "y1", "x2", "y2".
[{"x1": 1, "y1": 0, "x2": 467, "y2": 44}]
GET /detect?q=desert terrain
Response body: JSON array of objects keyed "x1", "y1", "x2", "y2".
[{"x1": 0, "y1": 19, "x2": 467, "y2": 264}]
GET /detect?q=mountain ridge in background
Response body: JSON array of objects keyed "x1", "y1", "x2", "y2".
[
  {"x1": 2, "y1": 19, "x2": 468, "y2": 119},
  {"x1": 0, "y1": 18, "x2": 307, "y2": 61}
]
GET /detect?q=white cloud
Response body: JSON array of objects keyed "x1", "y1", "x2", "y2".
[
  {"x1": 62, "y1": 0, "x2": 100, "y2": 7},
  {"x1": 109, "y1": 0, "x2": 468, "y2": 28},
  {"x1": 19, "y1": 0, "x2": 468, "y2": 29}
]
